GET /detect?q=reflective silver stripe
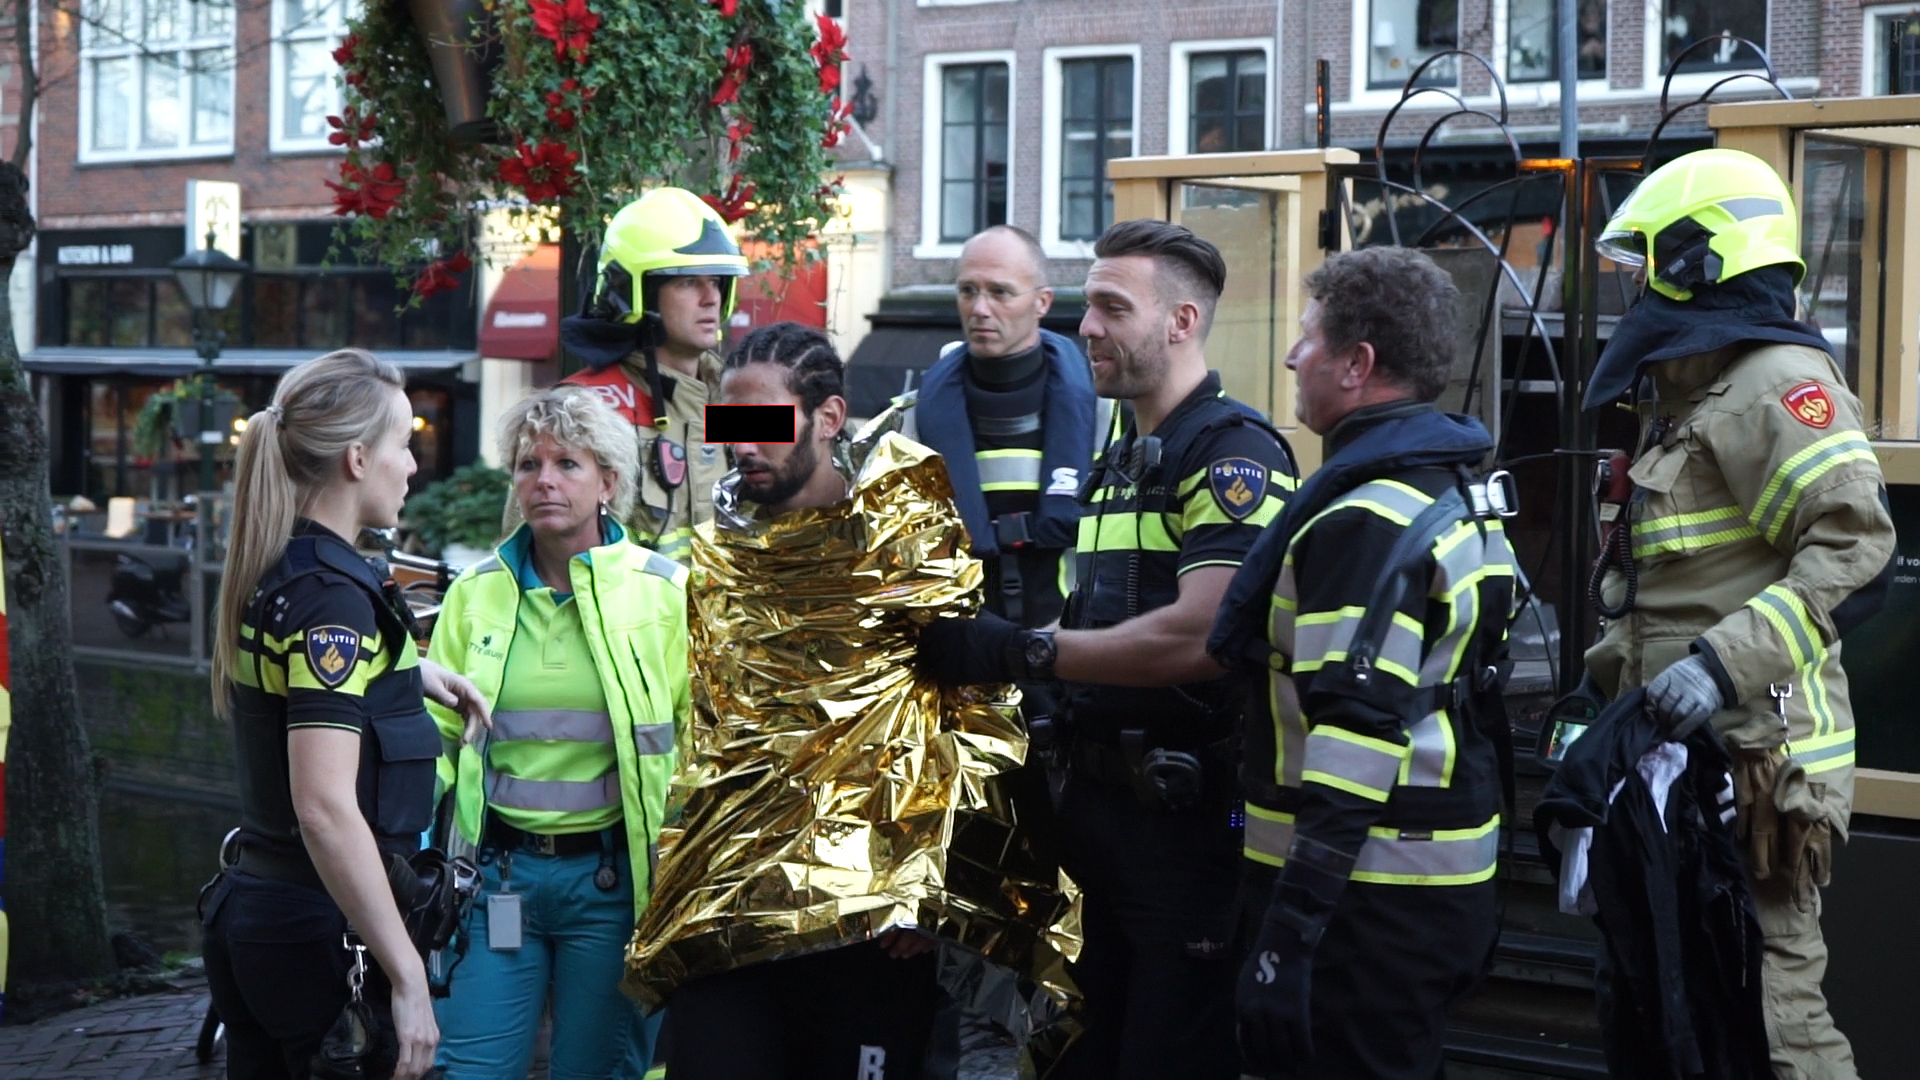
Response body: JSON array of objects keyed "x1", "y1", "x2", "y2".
[
  {"x1": 1720, "y1": 196, "x2": 1784, "y2": 220},
  {"x1": 1794, "y1": 730, "x2": 1854, "y2": 770},
  {"x1": 1750, "y1": 432, "x2": 1874, "y2": 544},
  {"x1": 976, "y1": 451, "x2": 1044, "y2": 490},
  {"x1": 974, "y1": 411, "x2": 1042, "y2": 438},
  {"x1": 1292, "y1": 608, "x2": 1362, "y2": 667},
  {"x1": 470, "y1": 556, "x2": 504, "y2": 576},
  {"x1": 488, "y1": 769, "x2": 622, "y2": 813},
  {"x1": 1244, "y1": 808, "x2": 1500, "y2": 884},
  {"x1": 1302, "y1": 729, "x2": 1403, "y2": 800},
  {"x1": 492, "y1": 708, "x2": 615, "y2": 744},
  {"x1": 1750, "y1": 586, "x2": 1822, "y2": 670},
  {"x1": 1307, "y1": 478, "x2": 1434, "y2": 530},
  {"x1": 1404, "y1": 711, "x2": 1450, "y2": 786},
  {"x1": 641, "y1": 550, "x2": 687, "y2": 584},
  {"x1": 1630, "y1": 506, "x2": 1758, "y2": 558},
  {"x1": 632, "y1": 722, "x2": 675, "y2": 756}
]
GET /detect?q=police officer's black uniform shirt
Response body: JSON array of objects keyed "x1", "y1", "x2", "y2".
[
  {"x1": 966, "y1": 341, "x2": 1069, "y2": 628},
  {"x1": 1069, "y1": 372, "x2": 1292, "y2": 746},
  {"x1": 229, "y1": 520, "x2": 440, "y2": 861}
]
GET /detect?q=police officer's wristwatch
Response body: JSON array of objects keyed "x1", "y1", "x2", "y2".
[{"x1": 1012, "y1": 629, "x2": 1057, "y2": 682}]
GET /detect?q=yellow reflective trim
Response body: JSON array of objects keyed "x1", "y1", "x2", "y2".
[
  {"x1": 1087, "y1": 510, "x2": 1180, "y2": 553},
  {"x1": 1184, "y1": 491, "x2": 1286, "y2": 530},
  {"x1": 1301, "y1": 770, "x2": 1393, "y2": 802},
  {"x1": 1794, "y1": 726, "x2": 1855, "y2": 773},
  {"x1": 1312, "y1": 724, "x2": 1408, "y2": 758}
]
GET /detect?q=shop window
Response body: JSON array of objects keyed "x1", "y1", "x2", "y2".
[
  {"x1": 1663, "y1": 0, "x2": 1767, "y2": 73},
  {"x1": 1508, "y1": 0, "x2": 1607, "y2": 82},
  {"x1": 939, "y1": 63, "x2": 1010, "y2": 243},
  {"x1": 1190, "y1": 51, "x2": 1265, "y2": 153},
  {"x1": 1369, "y1": 0, "x2": 1459, "y2": 89},
  {"x1": 274, "y1": 0, "x2": 358, "y2": 150},
  {"x1": 1881, "y1": 13, "x2": 1920, "y2": 94},
  {"x1": 82, "y1": 0, "x2": 235, "y2": 159},
  {"x1": 1060, "y1": 56, "x2": 1134, "y2": 240}
]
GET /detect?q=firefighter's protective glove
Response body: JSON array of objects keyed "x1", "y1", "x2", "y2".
[
  {"x1": 1646, "y1": 655, "x2": 1724, "y2": 741},
  {"x1": 916, "y1": 610, "x2": 1028, "y2": 687},
  {"x1": 1237, "y1": 836, "x2": 1357, "y2": 1076}
]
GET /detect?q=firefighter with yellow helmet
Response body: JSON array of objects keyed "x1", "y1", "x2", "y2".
[
  {"x1": 560, "y1": 187, "x2": 750, "y2": 563},
  {"x1": 1582, "y1": 147, "x2": 1895, "y2": 1078}
]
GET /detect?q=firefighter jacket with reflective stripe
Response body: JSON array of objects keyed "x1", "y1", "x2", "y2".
[
  {"x1": 564, "y1": 349, "x2": 727, "y2": 564},
  {"x1": 1585, "y1": 342, "x2": 1895, "y2": 827},
  {"x1": 427, "y1": 522, "x2": 691, "y2": 919},
  {"x1": 1241, "y1": 404, "x2": 1515, "y2": 886}
]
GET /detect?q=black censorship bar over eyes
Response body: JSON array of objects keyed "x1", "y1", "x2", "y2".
[{"x1": 705, "y1": 405, "x2": 795, "y2": 443}]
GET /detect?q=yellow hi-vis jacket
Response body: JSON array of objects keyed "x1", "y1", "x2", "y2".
[
  {"x1": 1586, "y1": 342, "x2": 1896, "y2": 827},
  {"x1": 427, "y1": 524, "x2": 690, "y2": 919}
]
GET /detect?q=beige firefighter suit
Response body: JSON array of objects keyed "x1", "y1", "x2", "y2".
[
  {"x1": 564, "y1": 349, "x2": 728, "y2": 564},
  {"x1": 1586, "y1": 341, "x2": 1895, "y2": 1080}
]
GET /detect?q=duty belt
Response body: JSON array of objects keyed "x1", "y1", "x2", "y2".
[{"x1": 485, "y1": 811, "x2": 627, "y2": 858}]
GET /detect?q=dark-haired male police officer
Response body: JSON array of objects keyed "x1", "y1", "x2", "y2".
[{"x1": 919, "y1": 220, "x2": 1293, "y2": 1080}]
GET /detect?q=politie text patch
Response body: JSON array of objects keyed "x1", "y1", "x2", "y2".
[
  {"x1": 1208, "y1": 458, "x2": 1268, "y2": 521},
  {"x1": 305, "y1": 626, "x2": 362, "y2": 689}
]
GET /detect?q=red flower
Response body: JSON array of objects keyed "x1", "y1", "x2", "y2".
[
  {"x1": 561, "y1": 78, "x2": 579, "y2": 92},
  {"x1": 811, "y1": 14, "x2": 848, "y2": 64},
  {"x1": 345, "y1": 70, "x2": 366, "y2": 89},
  {"x1": 547, "y1": 106, "x2": 577, "y2": 131},
  {"x1": 331, "y1": 33, "x2": 358, "y2": 68},
  {"x1": 326, "y1": 160, "x2": 406, "y2": 219},
  {"x1": 702, "y1": 176, "x2": 756, "y2": 224},
  {"x1": 711, "y1": 43, "x2": 753, "y2": 106},
  {"x1": 530, "y1": 0, "x2": 599, "y2": 62},
  {"x1": 711, "y1": 0, "x2": 737, "y2": 14},
  {"x1": 726, "y1": 117, "x2": 754, "y2": 164},
  {"x1": 821, "y1": 98, "x2": 853, "y2": 149},
  {"x1": 325, "y1": 109, "x2": 378, "y2": 148},
  {"x1": 818, "y1": 63, "x2": 842, "y2": 95},
  {"x1": 413, "y1": 251, "x2": 472, "y2": 299},
  {"x1": 498, "y1": 140, "x2": 581, "y2": 203}
]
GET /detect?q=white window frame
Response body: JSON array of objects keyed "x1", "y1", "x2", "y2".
[
  {"x1": 1348, "y1": 0, "x2": 1461, "y2": 108},
  {"x1": 78, "y1": 0, "x2": 237, "y2": 163},
  {"x1": 270, "y1": 0, "x2": 360, "y2": 153},
  {"x1": 1041, "y1": 45, "x2": 1140, "y2": 258},
  {"x1": 1643, "y1": 0, "x2": 1774, "y2": 97},
  {"x1": 1862, "y1": 5, "x2": 1920, "y2": 97},
  {"x1": 916, "y1": 50, "x2": 1017, "y2": 261},
  {"x1": 1168, "y1": 39, "x2": 1274, "y2": 157},
  {"x1": 1493, "y1": 0, "x2": 1612, "y2": 87}
]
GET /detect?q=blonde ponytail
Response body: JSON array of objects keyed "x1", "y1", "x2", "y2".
[{"x1": 212, "y1": 349, "x2": 406, "y2": 717}]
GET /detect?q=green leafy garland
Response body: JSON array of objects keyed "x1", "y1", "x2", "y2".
[{"x1": 329, "y1": 0, "x2": 849, "y2": 296}]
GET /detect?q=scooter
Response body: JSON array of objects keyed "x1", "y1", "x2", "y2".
[{"x1": 107, "y1": 550, "x2": 191, "y2": 638}]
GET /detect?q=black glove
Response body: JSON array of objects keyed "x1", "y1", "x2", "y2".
[
  {"x1": 1646, "y1": 655, "x2": 1724, "y2": 741},
  {"x1": 915, "y1": 610, "x2": 1030, "y2": 687},
  {"x1": 1236, "y1": 836, "x2": 1357, "y2": 1076}
]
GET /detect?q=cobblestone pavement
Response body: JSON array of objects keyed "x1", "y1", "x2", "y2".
[{"x1": 0, "y1": 984, "x2": 222, "y2": 1080}]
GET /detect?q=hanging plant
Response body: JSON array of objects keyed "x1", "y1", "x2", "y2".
[{"x1": 330, "y1": 0, "x2": 849, "y2": 295}]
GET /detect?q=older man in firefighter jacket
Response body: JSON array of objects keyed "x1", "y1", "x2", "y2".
[
  {"x1": 558, "y1": 187, "x2": 749, "y2": 563},
  {"x1": 1206, "y1": 246, "x2": 1518, "y2": 1078},
  {"x1": 1580, "y1": 148, "x2": 1894, "y2": 1080}
]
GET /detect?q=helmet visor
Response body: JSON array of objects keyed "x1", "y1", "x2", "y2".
[{"x1": 1595, "y1": 229, "x2": 1647, "y2": 268}]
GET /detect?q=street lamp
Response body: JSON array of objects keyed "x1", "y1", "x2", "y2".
[{"x1": 169, "y1": 229, "x2": 249, "y2": 495}]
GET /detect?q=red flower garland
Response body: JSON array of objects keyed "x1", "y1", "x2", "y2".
[
  {"x1": 711, "y1": 43, "x2": 754, "y2": 106},
  {"x1": 498, "y1": 140, "x2": 582, "y2": 203},
  {"x1": 703, "y1": 175, "x2": 756, "y2": 224},
  {"x1": 726, "y1": 117, "x2": 754, "y2": 164},
  {"x1": 326, "y1": 108, "x2": 378, "y2": 148},
  {"x1": 326, "y1": 161, "x2": 406, "y2": 219},
  {"x1": 413, "y1": 251, "x2": 472, "y2": 298},
  {"x1": 810, "y1": 14, "x2": 848, "y2": 95},
  {"x1": 530, "y1": 0, "x2": 599, "y2": 63},
  {"x1": 711, "y1": 0, "x2": 738, "y2": 14}
]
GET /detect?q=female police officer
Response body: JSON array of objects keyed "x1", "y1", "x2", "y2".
[{"x1": 201, "y1": 348, "x2": 489, "y2": 1080}]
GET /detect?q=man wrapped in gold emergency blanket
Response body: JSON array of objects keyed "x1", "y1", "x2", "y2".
[{"x1": 625, "y1": 432, "x2": 1081, "y2": 1036}]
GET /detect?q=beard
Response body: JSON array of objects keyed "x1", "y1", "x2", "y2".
[
  {"x1": 739, "y1": 417, "x2": 818, "y2": 507},
  {"x1": 1091, "y1": 335, "x2": 1170, "y2": 400}
]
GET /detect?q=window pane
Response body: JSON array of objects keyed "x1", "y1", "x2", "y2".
[
  {"x1": 1064, "y1": 182, "x2": 1095, "y2": 241},
  {"x1": 352, "y1": 276, "x2": 403, "y2": 349},
  {"x1": 141, "y1": 56, "x2": 181, "y2": 147},
  {"x1": 192, "y1": 49, "x2": 232, "y2": 144},
  {"x1": 144, "y1": 0, "x2": 178, "y2": 45},
  {"x1": 943, "y1": 67, "x2": 977, "y2": 125},
  {"x1": 107, "y1": 279, "x2": 151, "y2": 347},
  {"x1": 1065, "y1": 61, "x2": 1096, "y2": 122},
  {"x1": 942, "y1": 181, "x2": 975, "y2": 242},
  {"x1": 983, "y1": 65, "x2": 1008, "y2": 123},
  {"x1": 1885, "y1": 16, "x2": 1920, "y2": 94},
  {"x1": 1236, "y1": 116, "x2": 1263, "y2": 152},
  {"x1": 1192, "y1": 115, "x2": 1228, "y2": 155},
  {"x1": 283, "y1": 38, "x2": 333, "y2": 140},
  {"x1": 1508, "y1": 0, "x2": 1554, "y2": 80},
  {"x1": 281, "y1": 0, "x2": 330, "y2": 34},
  {"x1": 154, "y1": 278, "x2": 193, "y2": 347},
  {"x1": 1664, "y1": 0, "x2": 1766, "y2": 72},
  {"x1": 195, "y1": 0, "x2": 233, "y2": 38},
  {"x1": 943, "y1": 124, "x2": 976, "y2": 183},
  {"x1": 301, "y1": 276, "x2": 348, "y2": 348},
  {"x1": 66, "y1": 280, "x2": 106, "y2": 345},
  {"x1": 251, "y1": 277, "x2": 300, "y2": 347},
  {"x1": 1577, "y1": 0, "x2": 1606, "y2": 78},
  {"x1": 92, "y1": 57, "x2": 133, "y2": 150},
  {"x1": 1236, "y1": 55, "x2": 1266, "y2": 112},
  {"x1": 1370, "y1": 0, "x2": 1459, "y2": 87},
  {"x1": 87, "y1": 0, "x2": 136, "y2": 41},
  {"x1": 1107, "y1": 59, "x2": 1132, "y2": 121},
  {"x1": 1192, "y1": 55, "x2": 1228, "y2": 117}
]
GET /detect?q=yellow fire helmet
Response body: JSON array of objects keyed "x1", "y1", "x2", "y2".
[
  {"x1": 594, "y1": 187, "x2": 749, "y2": 323},
  {"x1": 1594, "y1": 148, "x2": 1805, "y2": 301}
]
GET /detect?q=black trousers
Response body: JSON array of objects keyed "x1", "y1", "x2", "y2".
[
  {"x1": 1051, "y1": 776, "x2": 1243, "y2": 1080},
  {"x1": 202, "y1": 871, "x2": 367, "y2": 1080},
  {"x1": 1237, "y1": 861, "x2": 1498, "y2": 1079},
  {"x1": 662, "y1": 941, "x2": 941, "y2": 1079}
]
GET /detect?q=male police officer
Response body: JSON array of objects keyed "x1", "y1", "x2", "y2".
[
  {"x1": 860, "y1": 225, "x2": 1095, "y2": 631},
  {"x1": 1581, "y1": 149, "x2": 1894, "y2": 1079},
  {"x1": 919, "y1": 220, "x2": 1293, "y2": 1080},
  {"x1": 559, "y1": 187, "x2": 749, "y2": 563},
  {"x1": 1209, "y1": 247, "x2": 1516, "y2": 1078}
]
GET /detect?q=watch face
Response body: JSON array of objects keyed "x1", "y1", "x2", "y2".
[{"x1": 1026, "y1": 635, "x2": 1054, "y2": 668}]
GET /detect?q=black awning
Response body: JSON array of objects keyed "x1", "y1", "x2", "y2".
[
  {"x1": 24, "y1": 348, "x2": 478, "y2": 377},
  {"x1": 845, "y1": 327, "x2": 960, "y2": 419}
]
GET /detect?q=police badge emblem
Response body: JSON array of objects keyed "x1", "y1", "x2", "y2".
[
  {"x1": 306, "y1": 626, "x2": 362, "y2": 688},
  {"x1": 1208, "y1": 458, "x2": 1268, "y2": 521}
]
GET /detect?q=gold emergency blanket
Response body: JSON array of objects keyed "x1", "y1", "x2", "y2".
[{"x1": 625, "y1": 433, "x2": 1081, "y2": 1024}]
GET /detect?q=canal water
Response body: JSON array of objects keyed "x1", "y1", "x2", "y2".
[{"x1": 100, "y1": 785, "x2": 238, "y2": 955}]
